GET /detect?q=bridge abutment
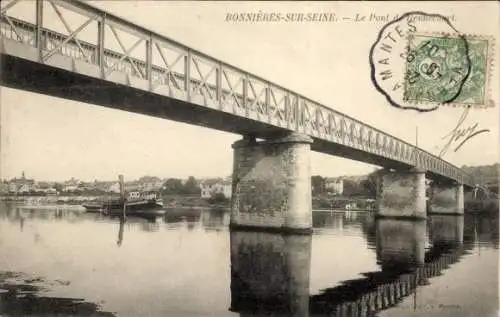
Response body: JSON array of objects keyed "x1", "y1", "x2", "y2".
[
  {"x1": 428, "y1": 183, "x2": 464, "y2": 215},
  {"x1": 230, "y1": 132, "x2": 313, "y2": 233},
  {"x1": 376, "y1": 168, "x2": 427, "y2": 219}
]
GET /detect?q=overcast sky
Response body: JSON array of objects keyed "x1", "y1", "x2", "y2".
[{"x1": 1, "y1": 1, "x2": 498, "y2": 182}]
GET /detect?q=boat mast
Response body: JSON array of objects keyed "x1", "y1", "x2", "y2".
[{"x1": 119, "y1": 174, "x2": 126, "y2": 219}]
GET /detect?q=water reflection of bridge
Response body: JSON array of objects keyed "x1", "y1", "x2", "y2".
[
  {"x1": 230, "y1": 214, "x2": 471, "y2": 317},
  {"x1": 310, "y1": 251, "x2": 466, "y2": 316},
  {"x1": 311, "y1": 220, "x2": 467, "y2": 316}
]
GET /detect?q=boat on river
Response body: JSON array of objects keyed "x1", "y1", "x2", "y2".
[
  {"x1": 82, "y1": 191, "x2": 165, "y2": 217},
  {"x1": 82, "y1": 202, "x2": 108, "y2": 213}
]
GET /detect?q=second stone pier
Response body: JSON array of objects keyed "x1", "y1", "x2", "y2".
[
  {"x1": 428, "y1": 182, "x2": 464, "y2": 215},
  {"x1": 376, "y1": 167, "x2": 427, "y2": 219},
  {"x1": 230, "y1": 133, "x2": 313, "y2": 233}
]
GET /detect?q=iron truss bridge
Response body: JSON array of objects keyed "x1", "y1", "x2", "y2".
[{"x1": 0, "y1": 0, "x2": 477, "y2": 186}]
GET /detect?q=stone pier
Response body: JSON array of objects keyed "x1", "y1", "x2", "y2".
[
  {"x1": 428, "y1": 183, "x2": 464, "y2": 215},
  {"x1": 230, "y1": 133, "x2": 313, "y2": 233},
  {"x1": 229, "y1": 230, "x2": 312, "y2": 316},
  {"x1": 376, "y1": 168, "x2": 427, "y2": 219}
]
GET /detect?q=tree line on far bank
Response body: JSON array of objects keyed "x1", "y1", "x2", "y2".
[
  {"x1": 9, "y1": 163, "x2": 498, "y2": 199},
  {"x1": 6, "y1": 173, "x2": 379, "y2": 198},
  {"x1": 161, "y1": 177, "x2": 200, "y2": 195}
]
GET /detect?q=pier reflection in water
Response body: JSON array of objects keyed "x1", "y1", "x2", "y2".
[
  {"x1": 230, "y1": 231, "x2": 312, "y2": 317},
  {"x1": 429, "y1": 215, "x2": 464, "y2": 249},
  {"x1": 0, "y1": 203, "x2": 497, "y2": 316},
  {"x1": 309, "y1": 214, "x2": 467, "y2": 316},
  {"x1": 375, "y1": 219, "x2": 427, "y2": 269}
]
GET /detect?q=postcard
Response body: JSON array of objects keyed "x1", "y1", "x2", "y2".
[{"x1": 0, "y1": 1, "x2": 498, "y2": 316}]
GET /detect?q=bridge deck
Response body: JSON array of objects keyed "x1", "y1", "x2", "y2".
[{"x1": 0, "y1": 0, "x2": 474, "y2": 186}]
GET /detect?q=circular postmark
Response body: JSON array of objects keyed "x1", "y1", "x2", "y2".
[{"x1": 370, "y1": 12, "x2": 471, "y2": 112}]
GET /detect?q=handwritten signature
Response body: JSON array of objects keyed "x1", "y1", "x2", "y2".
[{"x1": 438, "y1": 106, "x2": 490, "y2": 157}]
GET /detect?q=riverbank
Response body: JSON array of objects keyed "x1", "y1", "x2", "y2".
[
  {"x1": 1, "y1": 194, "x2": 375, "y2": 210},
  {"x1": 161, "y1": 194, "x2": 229, "y2": 208},
  {"x1": 0, "y1": 195, "x2": 102, "y2": 205},
  {"x1": 312, "y1": 196, "x2": 376, "y2": 210},
  {"x1": 2, "y1": 195, "x2": 493, "y2": 215},
  {"x1": 0, "y1": 194, "x2": 230, "y2": 209},
  {"x1": 16, "y1": 204, "x2": 86, "y2": 211}
]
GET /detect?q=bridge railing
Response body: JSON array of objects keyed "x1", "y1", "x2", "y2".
[{"x1": 0, "y1": 0, "x2": 474, "y2": 186}]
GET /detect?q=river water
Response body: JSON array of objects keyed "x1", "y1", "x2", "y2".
[{"x1": 0, "y1": 202, "x2": 497, "y2": 316}]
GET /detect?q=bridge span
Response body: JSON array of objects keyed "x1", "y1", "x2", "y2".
[{"x1": 1, "y1": 0, "x2": 474, "y2": 231}]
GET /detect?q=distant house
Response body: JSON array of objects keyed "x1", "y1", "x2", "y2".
[
  {"x1": 35, "y1": 181, "x2": 49, "y2": 189},
  {"x1": 0, "y1": 182, "x2": 9, "y2": 194},
  {"x1": 8, "y1": 172, "x2": 35, "y2": 194},
  {"x1": 139, "y1": 181, "x2": 163, "y2": 191},
  {"x1": 137, "y1": 176, "x2": 163, "y2": 191},
  {"x1": 199, "y1": 178, "x2": 232, "y2": 199},
  {"x1": 18, "y1": 183, "x2": 33, "y2": 193},
  {"x1": 125, "y1": 181, "x2": 141, "y2": 192},
  {"x1": 8, "y1": 182, "x2": 18, "y2": 193},
  {"x1": 121, "y1": 178, "x2": 163, "y2": 192},
  {"x1": 324, "y1": 177, "x2": 343, "y2": 195},
  {"x1": 63, "y1": 177, "x2": 81, "y2": 192},
  {"x1": 107, "y1": 182, "x2": 121, "y2": 193},
  {"x1": 76, "y1": 182, "x2": 96, "y2": 192},
  {"x1": 44, "y1": 188, "x2": 58, "y2": 195},
  {"x1": 63, "y1": 185, "x2": 79, "y2": 192},
  {"x1": 200, "y1": 179, "x2": 220, "y2": 198},
  {"x1": 32, "y1": 185, "x2": 58, "y2": 195},
  {"x1": 220, "y1": 180, "x2": 232, "y2": 198}
]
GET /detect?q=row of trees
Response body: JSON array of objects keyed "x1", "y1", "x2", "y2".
[
  {"x1": 161, "y1": 176, "x2": 200, "y2": 195},
  {"x1": 461, "y1": 163, "x2": 498, "y2": 184}
]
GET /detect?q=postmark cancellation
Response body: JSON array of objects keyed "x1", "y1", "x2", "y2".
[
  {"x1": 403, "y1": 33, "x2": 495, "y2": 109},
  {"x1": 370, "y1": 12, "x2": 496, "y2": 111}
]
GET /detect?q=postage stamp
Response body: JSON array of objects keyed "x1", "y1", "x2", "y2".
[
  {"x1": 403, "y1": 33, "x2": 494, "y2": 108},
  {"x1": 370, "y1": 11, "x2": 495, "y2": 111}
]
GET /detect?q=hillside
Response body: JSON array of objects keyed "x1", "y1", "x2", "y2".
[{"x1": 461, "y1": 163, "x2": 498, "y2": 185}]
